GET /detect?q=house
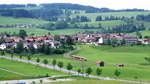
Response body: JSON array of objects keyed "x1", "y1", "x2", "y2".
[
  {"x1": 96, "y1": 61, "x2": 105, "y2": 67},
  {"x1": 5, "y1": 43, "x2": 17, "y2": 49},
  {"x1": 83, "y1": 37, "x2": 96, "y2": 43},
  {"x1": 117, "y1": 64, "x2": 124, "y2": 67},
  {"x1": 10, "y1": 37, "x2": 22, "y2": 42},
  {"x1": 70, "y1": 55, "x2": 87, "y2": 61},
  {"x1": 143, "y1": 38, "x2": 150, "y2": 45},
  {"x1": 44, "y1": 40, "x2": 60, "y2": 48},
  {"x1": 72, "y1": 34, "x2": 88, "y2": 42},
  {"x1": 123, "y1": 36, "x2": 139, "y2": 45},
  {"x1": 0, "y1": 44, "x2": 7, "y2": 50},
  {"x1": 48, "y1": 41, "x2": 60, "y2": 48},
  {"x1": 98, "y1": 37, "x2": 103, "y2": 44}
]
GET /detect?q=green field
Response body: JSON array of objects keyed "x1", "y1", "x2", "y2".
[
  {"x1": 0, "y1": 16, "x2": 49, "y2": 25},
  {"x1": 43, "y1": 80, "x2": 135, "y2": 84},
  {"x1": 0, "y1": 69, "x2": 22, "y2": 80},
  {"x1": 74, "y1": 45, "x2": 150, "y2": 81},
  {"x1": 72, "y1": 11, "x2": 150, "y2": 21},
  {"x1": 0, "y1": 58, "x2": 66, "y2": 80},
  {"x1": 0, "y1": 28, "x2": 100, "y2": 35},
  {"x1": 14, "y1": 45, "x2": 150, "y2": 82},
  {"x1": 130, "y1": 30, "x2": 150, "y2": 36},
  {"x1": 78, "y1": 20, "x2": 125, "y2": 28}
]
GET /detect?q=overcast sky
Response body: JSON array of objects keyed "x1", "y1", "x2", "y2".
[{"x1": 0, "y1": 0, "x2": 150, "y2": 10}]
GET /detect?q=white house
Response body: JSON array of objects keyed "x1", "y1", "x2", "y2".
[
  {"x1": 98, "y1": 37, "x2": 103, "y2": 44},
  {"x1": 33, "y1": 43, "x2": 38, "y2": 49},
  {"x1": 0, "y1": 44, "x2": 7, "y2": 50}
]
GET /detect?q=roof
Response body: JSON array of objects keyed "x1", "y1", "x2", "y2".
[
  {"x1": 123, "y1": 36, "x2": 138, "y2": 39},
  {"x1": 85, "y1": 37, "x2": 96, "y2": 40}
]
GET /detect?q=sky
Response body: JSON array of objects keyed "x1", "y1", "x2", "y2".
[{"x1": 0, "y1": 0, "x2": 150, "y2": 10}]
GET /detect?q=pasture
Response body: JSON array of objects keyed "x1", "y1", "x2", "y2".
[
  {"x1": 72, "y1": 11, "x2": 150, "y2": 21},
  {"x1": 12, "y1": 45, "x2": 150, "y2": 82},
  {"x1": 78, "y1": 20, "x2": 125, "y2": 28},
  {"x1": 131, "y1": 30, "x2": 150, "y2": 36},
  {"x1": 0, "y1": 69, "x2": 22, "y2": 80},
  {"x1": 42, "y1": 80, "x2": 136, "y2": 84},
  {"x1": 0, "y1": 16, "x2": 49, "y2": 25},
  {"x1": 0, "y1": 58, "x2": 66, "y2": 80},
  {"x1": 0, "y1": 28, "x2": 99, "y2": 35}
]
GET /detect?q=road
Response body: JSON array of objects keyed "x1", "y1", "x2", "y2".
[
  {"x1": 0, "y1": 56, "x2": 150, "y2": 84},
  {"x1": 0, "y1": 75, "x2": 75, "y2": 84}
]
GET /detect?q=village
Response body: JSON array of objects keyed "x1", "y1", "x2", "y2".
[
  {"x1": 0, "y1": 34, "x2": 61, "y2": 50},
  {"x1": 73, "y1": 33, "x2": 150, "y2": 45},
  {"x1": 0, "y1": 33, "x2": 150, "y2": 50}
]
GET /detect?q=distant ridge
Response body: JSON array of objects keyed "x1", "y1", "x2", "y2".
[{"x1": 0, "y1": 3, "x2": 149, "y2": 13}]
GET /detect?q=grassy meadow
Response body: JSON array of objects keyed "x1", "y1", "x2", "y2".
[
  {"x1": 78, "y1": 20, "x2": 125, "y2": 28},
  {"x1": 43, "y1": 80, "x2": 136, "y2": 84},
  {"x1": 11, "y1": 45, "x2": 150, "y2": 82},
  {"x1": 72, "y1": 11, "x2": 150, "y2": 21},
  {"x1": 0, "y1": 69, "x2": 22, "y2": 80},
  {"x1": 0, "y1": 28, "x2": 100, "y2": 35},
  {"x1": 0, "y1": 16, "x2": 49, "y2": 25},
  {"x1": 130, "y1": 30, "x2": 150, "y2": 36},
  {"x1": 0, "y1": 58, "x2": 66, "y2": 80}
]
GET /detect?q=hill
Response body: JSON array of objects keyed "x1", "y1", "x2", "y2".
[
  {"x1": 0, "y1": 16, "x2": 49, "y2": 25},
  {"x1": 0, "y1": 28, "x2": 99, "y2": 35},
  {"x1": 72, "y1": 11, "x2": 150, "y2": 21}
]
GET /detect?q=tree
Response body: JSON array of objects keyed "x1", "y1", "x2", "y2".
[
  {"x1": 96, "y1": 68, "x2": 102, "y2": 76},
  {"x1": 19, "y1": 55, "x2": 22, "y2": 59},
  {"x1": 66, "y1": 36, "x2": 74, "y2": 46},
  {"x1": 38, "y1": 44, "x2": 45, "y2": 53},
  {"x1": 52, "y1": 59, "x2": 57, "y2": 67},
  {"x1": 77, "y1": 68, "x2": 81, "y2": 74},
  {"x1": 27, "y1": 56, "x2": 31, "y2": 61},
  {"x1": 86, "y1": 67, "x2": 93, "y2": 76},
  {"x1": 98, "y1": 23, "x2": 102, "y2": 29},
  {"x1": 96, "y1": 16, "x2": 102, "y2": 21},
  {"x1": 144, "y1": 57, "x2": 150, "y2": 64},
  {"x1": 0, "y1": 38, "x2": 5, "y2": 44},
  {"x1": 107, "y1": 39, "x2": 111, "y2": 45},
  {"x1": 44, "y1": 46, "x2": 51, "y2": 55},
  {"x1": 10, "y1": 52, "x2": 14, "y2": 59},
  {"x1": 1, "y1": 50, "x2": 5, "y2": 56},
  {"x1": 54, "y1": 35, "x2": 60, "y2": 41},
  {"x1": 66, "y1": 63, "x2": 73, "y2": 74},
  {"x1": 114, "y1": 70, "x2": 121, "y2": 78},
  {"x1": 36, "y1": 58, "x2": 40, "y2": 63},
  {"x1": 15, "y1": 42, "x2": 24, "y2": 53},
  {"x1": 136, "y1": 31, "x2": 142, "y2": 39},
  {"x1": 80, "y1": 16, "x2": 90, "y2": 22},
  {"x1": 55, "y1": 21, "x2": 68, "y2": 29},
  {"x1": 19, "y1": 30, "x2": 27, "y2": 39},
  {"x1": 58, "y1": 62, "x2": 64, "y2": 70},
  {"x1": 134, "y1": 76, "x2": 138, "y2": 80},
  {"x1": 43, "y1": 59, "x2": 48, "y2": 65},
  {"x1": 121, "y1": 39, "x2": 126, "y2": 45},
  {"x1": 83, "y1": 24, "x2": 89, "y2": 29}
]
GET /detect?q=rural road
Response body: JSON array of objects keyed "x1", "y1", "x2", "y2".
[
  {"x1": 0, "y1": 56, "x2": 150, "y2": 84},
  {"x1": 0, "y1": 75, "x2": 75, "y2": 84}
]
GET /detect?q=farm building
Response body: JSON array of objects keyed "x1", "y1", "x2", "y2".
[{"x1": 96, "y1": 61, "x2": 105, "y2": 67}]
